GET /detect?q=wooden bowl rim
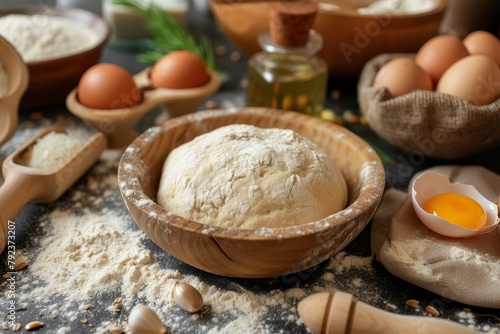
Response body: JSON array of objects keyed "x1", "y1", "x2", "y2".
[
  {"x1": 318, "y1": 0, "x2": 447, "y2": 19},
  {"x1": 118, "y1": 108, "x2": 385, "y2": 240},
  {"x1": 0, "y1": 5, "x2": 110, "y2": 66}
]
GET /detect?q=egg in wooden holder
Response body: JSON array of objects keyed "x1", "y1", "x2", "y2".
[
  {"x1": 117, "y1": 107, "x2": 385, "y2": 278},
  {"x1": 66, "y1": 65, "x2": 221, "y2": 149}
]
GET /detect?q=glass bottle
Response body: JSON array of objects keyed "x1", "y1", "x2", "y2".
[{"x1": 246, "y1": 1, "x2": 327, "y2": 117}]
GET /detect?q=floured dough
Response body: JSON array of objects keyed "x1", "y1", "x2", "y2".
[{"x1": 157, "y1": 124, "x2": 348, "y2": 229}]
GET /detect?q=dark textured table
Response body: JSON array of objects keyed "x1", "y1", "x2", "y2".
[{"x1": 1, "y1": 2, "x2": 500, "y2": 333}]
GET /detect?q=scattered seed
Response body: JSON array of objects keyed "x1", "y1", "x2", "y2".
[
  {"x1": 88, "y1": 323, "x2": 94, "y2": 327},
  {"x1": 56, "y1": 303, "x2": 62, "y2": 307},
  {"x1": 114, "y1": 297, "x2": 122, "y2": 305},
  {"x1": 113, "y1": 307, "x2": 121, "y2": 313},
  {"x1": 84, "y1": 304, "x2": 92, "y2": 310},
  {"x1": 331, "y1": 89, "x2": 341, "y2": 100},
  {"x1": 1, "y1": 324, "x2": 8, "y2": 330},
  {"x1": 30, "y1": 112, "x2": 43, "y2": 120},
  {"x1": 52, "y1": 314, "x2": 58, "y2": 319},
  {"x1": 0, "y1": 281, "x2": 7, "y2": 287},
  {"x1": 25, "y1": 321, "x2": 43, "y2": 331},
  {"x1": 343, "y1": 110, "x2": 359, "y2": 123},
  {"x1": 12, "y1": 323, "x2": 21, "y2": 331},
  {"x1": 204, "y1": 100, "x2": 219, "y2": 109},
  {"x1": 2, "y1": 273, "x2": 10, "y2": 279},
  {"x1": 214, "y1": 45, "x2": 228, "y2": 56},
  {"x1": 81, "y1": 318, "x2": 88, "y2": 324},
  {"x1": 15, "y1": 262, "x2": 28, "y2": 271},
  {"x1": 109, "y1": 326, "x2": 123, "y2": 334},
  {"x1": 426, "y1": 305, "x2": 440, "y2": 317},
  {"x1": 230, "y1": 51, "x2": 241, "y2": 62},
  {"x1": 240, "y1": 78, "x2": 249, "y2": 89},
  {"x1": 38, "y1": 311, "x2": 44, "y2": 317},
  {"x1": 406, "y1": 299, "x2": 420, "y2": 307}
]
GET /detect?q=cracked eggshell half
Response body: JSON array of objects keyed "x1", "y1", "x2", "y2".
[{"x1": 411, "y1": 171, "x2": 499, "y2": 238}]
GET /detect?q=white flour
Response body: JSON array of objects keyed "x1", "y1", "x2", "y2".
[
  {"x1": 0, "y1": 60, "x2": 8, "y2": 98},
  {"x1": 0, "y1": 14, "x2": 98, "y2": 62},
  {"x1": 2, "y1": 143, "x2": 498, "y2": 333},
  {"x1": 6, "y1": 150, "x2": 376, "y2": 333},
  {"x1": 357, "y1": 0, "x2": 438, "y2": 14},
  {"x1": 23, "y1": 132, "x2": 84, "y2": 171}
]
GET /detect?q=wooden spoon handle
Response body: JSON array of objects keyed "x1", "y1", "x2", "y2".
[
  {"x1": 0, "y1": 173, "x2": 38, "y2": 253},
  {"x1": 298, "y1": 291, "x2": 478, "y2": 334}
]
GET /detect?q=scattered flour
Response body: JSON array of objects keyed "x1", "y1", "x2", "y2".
[
  {"x1": 6, "y1": 152, "x2": 377, "y2": 333},
  {"x1": 2, "y1": 127, "x2": 498, "y2": 333},
  {"x1": 0, "y1": 14, "x2": 98, "y2": 62}
]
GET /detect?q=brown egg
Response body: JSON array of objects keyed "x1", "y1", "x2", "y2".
[
  {"x1": 437, "y1": 54, "x2": 500, "y2": 105},
  {"x1": 463, "y1": 30, "x2": 500, "y2": 66},
  {"x1": 77, "y1": 63, "x2": 142, "y2": 109},
  {"x1": 373, "y1": 58, "x2": 433, "y2": 97},
  {"x1": 150, "y1": 51, "x2": 209, "y2": 89},
  {"x1": 416, "y1": 35, "x2": 469, "y2": 84}
]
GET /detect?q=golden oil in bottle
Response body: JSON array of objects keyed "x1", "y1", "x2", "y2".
[{"x1": 246, "y1": 1, "x2": 327, "y2": 116}]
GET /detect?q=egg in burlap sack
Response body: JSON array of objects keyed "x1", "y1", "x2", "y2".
[{"x1": 358, "y1": 53, "x2": 500, "y2": 160}]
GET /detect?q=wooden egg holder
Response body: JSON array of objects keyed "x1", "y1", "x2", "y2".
[{"x1": 66, "y1": 67, "x2": 221, "y2": 149}]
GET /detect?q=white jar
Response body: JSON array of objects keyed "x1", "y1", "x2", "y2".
[{"x1": 102, "y1": 0, "x2": 188, "y2": 41}]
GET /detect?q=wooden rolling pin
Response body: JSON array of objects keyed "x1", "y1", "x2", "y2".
[{"x1": 298, "y1": 291, "x2": 478, "y2": 334}]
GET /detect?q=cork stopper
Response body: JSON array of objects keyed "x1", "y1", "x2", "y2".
[{"x1": 268, "y1": 1, "x2": 318, "y2": 47}]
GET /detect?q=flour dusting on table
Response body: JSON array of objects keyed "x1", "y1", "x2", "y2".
[{"x1": 2, "y1": 130, "x2": 499, "y2": 333}]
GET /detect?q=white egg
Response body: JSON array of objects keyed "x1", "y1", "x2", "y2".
[{"x1": 411, "y1": 171, "x2": 499, "y2": 238}]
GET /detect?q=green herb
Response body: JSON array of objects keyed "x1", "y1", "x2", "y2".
[
  {"x1": 112, "y1": 0, "x2": 217, "y2": 71},
  {"x1": 370, "y1": 142, "x2": 394, "y2": 165}
]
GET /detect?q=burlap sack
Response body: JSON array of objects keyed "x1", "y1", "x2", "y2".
[
  {"x1": 371, "y1": 166, "x2": 500, "y2": 308},
  {"x1": 358, "y1": 53, "x2": 500, "y2": 160}
]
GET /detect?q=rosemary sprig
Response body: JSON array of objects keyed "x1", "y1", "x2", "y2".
[{"x1": 112, "y1": 0, "x2": 217, "y2": 71}]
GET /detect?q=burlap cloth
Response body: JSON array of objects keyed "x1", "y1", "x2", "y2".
[
  {"x1": 371, "y1": 165, "x2": 500, "y2": 308},
  {"x1": 358, "y1": 53, "x2": 500, "y2": 160}
]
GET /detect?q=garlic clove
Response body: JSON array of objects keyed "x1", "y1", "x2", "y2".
[
  {"x1": 173, "y1": 282, "x2": 203, "y2": 313},
  {"x1": 128, "y1": 304, "x2": 167, "y2": 334}
]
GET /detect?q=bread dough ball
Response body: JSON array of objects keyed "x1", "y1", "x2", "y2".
[{"x1": 157, "y1": 124, "x2": 348, "y2": 229}]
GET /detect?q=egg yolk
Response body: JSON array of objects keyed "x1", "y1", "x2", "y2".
[{"x1": 423, "y1": 193, "x2": 487, "y2": 230}]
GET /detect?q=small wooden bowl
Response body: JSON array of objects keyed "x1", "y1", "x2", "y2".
[
  {"x1": 118, "y1": 108, "x2": 385, "y2": 278},
  {"x1": 0, "y1": 5, "x2": 109, "y2": 110}
]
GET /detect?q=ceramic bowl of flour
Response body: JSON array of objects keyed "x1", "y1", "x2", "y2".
[
  {"x1": 0, "y1": 5, "x2": 109, "y2": 109},
  {"x1": 118, "y1": 107, "x2": 385, "y2": 278}
]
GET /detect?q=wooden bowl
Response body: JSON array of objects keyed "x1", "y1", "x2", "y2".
[
  {"x1": 118, "y1": 108, "x2": 385, "y2": 278},
  {"x1": 210, "y1": 0, "x2": 447, "y2": 78},
  {"x1": 0, "y1": 5, "x2": 109, "y2": 109}
]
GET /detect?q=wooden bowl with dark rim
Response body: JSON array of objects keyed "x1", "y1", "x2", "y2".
[
  {"x1": 118, "y1": 108, "x2": 385, "y2": 278},
  {"x1": 0, "y1": 5, "x2": 109, "y2": 109}
]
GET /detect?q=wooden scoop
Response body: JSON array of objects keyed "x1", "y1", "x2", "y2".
[
  {"x1": 0, "y1": 126, "x2": 107, "y2": 253},
  {"x1": 0, "y1": 36, "x2": 29, "y2": 147},
  {"x1": 66, "y1": 67, "x2": 221, "y2": 149},
  {"x1": 298, "y1": 291, "x2": 478, "y2": 334}
]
